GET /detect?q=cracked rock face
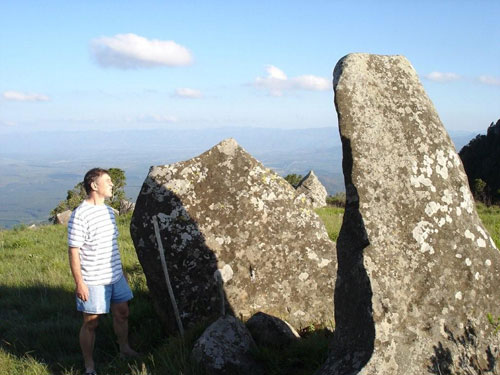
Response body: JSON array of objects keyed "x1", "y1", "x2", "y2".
[
  {"x1": 130, "y1": 138, "x2": 336, "y2": 333},
  {"x1": 318, "y1": 54, "x2": 500, "y2": 375},
  {"x1": 295, "y1": 170, "x2": 328, "y2": 209}
]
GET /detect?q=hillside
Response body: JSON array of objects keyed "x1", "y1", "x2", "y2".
[{"x1": 0, "y1": 127, "x2": 480, "y2": 228}]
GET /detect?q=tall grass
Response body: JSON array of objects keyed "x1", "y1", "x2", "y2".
[
  {"x1": 315, "y1": 206, "x2": 344, "y2": 242},
  {"x1": 476, "y1": 203, "x2": 500, "y2": 249}
]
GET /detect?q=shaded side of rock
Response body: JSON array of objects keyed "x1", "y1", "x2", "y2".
[
  {"x1": 191, "y1": 315, "x2": 264, "y2": 375},
  {"x1": 246, "y1": 312, "x2": 300, "y2": 348},
  {"x1": 318, "y1": 53, "x2": 500, "y2": 375},
  {"x1": 295, "y1": 170, "x2": 328, "y2": 208},
  {"x1": 130, "y1": 138, "x2": 336, "y2": 333}
]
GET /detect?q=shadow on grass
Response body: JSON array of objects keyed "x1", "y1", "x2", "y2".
[
  {"x1": 0, "y1": 283, "x2": 163, "y2": 374},
  {"x1": 254, "y1": 328, "x2": 333, "y2": 375}
]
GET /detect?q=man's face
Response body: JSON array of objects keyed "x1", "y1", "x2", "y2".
[{"x1": 93, "y1": 173, "x2": 114, "y2": 199}]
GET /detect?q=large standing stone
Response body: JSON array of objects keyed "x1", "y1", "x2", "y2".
[
  {"x1": 318, "y1": 54, "x2": 500, "y2": 374},
  {"x1": 296, "y1": 170, "x2": 328, "y2": 209},
  {"x1": 130, "y1": 138, "x2": 336, "y2": 333}
]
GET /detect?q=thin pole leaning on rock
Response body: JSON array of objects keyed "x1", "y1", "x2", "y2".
[
  {"x1": 152, "y1": 215, "x2": 185, "y2": 338},
  {"x1": 214, "y1": 270, "x2": 225, "y2": 317}
]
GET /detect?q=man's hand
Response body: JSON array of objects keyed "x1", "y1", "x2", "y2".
[{"x1": 76, "y1": 281, "x2": 89, "y2": 301}]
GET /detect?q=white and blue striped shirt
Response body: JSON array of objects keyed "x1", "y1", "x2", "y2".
[{"x1": 68, "y1": 201, "x2": 123, "y2": 286}]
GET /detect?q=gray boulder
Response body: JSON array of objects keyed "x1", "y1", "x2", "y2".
[
  {"x1": 119, "y1": 199, "x2": 135, "y2": 215},
  {"x1": 55, "y1": 210, "x2": 72, "y2": 226},
  {"x1": 318, "y1": 53, "x2": 500, "y2": 374},
  {"x1": 246, "y1": 312, "x2": 300, "y2": 348},
  {"x1": 130, "y1": 138, "x2": 336, "y2": 333},
  {"x1": 191, "y1": 315, "x2": 264, "y2": 375},
  {"x1": 295, "y1": 170, "x2": 328, "y2": 208}
]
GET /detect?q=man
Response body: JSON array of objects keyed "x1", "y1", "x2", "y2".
[{"x1": 68, "y1": 168, "x2": 137, "y2": 375}]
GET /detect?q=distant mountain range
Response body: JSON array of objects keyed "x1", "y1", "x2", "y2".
[{"x1": 0, "y1": 127, "x2": 478, "y2": 228}]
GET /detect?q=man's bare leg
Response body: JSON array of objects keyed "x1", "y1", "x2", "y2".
[
  {"x1": 111, "y1": 302, "x2": 138, "y2": 356},
  {"x1": 80, "y1": 313, "x2": 99, "y2": 372}
]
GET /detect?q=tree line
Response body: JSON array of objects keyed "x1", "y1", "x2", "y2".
[{"x1": 459, "y1": 119, "x2": 500, "y2": 206}]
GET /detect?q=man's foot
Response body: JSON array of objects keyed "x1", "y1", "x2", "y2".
[
  {"x1": 119, "y1": 348, "x2": 139, "y2": 359},
  {"x1": 84, "y1": 370, "x2": 97, "y2": 375}
]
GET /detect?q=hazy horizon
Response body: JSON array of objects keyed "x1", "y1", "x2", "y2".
[{"x1": 0, "y1": 126, "x2": 481, "y2": 229}]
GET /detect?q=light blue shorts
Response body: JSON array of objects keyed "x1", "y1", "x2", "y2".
[{"x1": 76, "y1": 274, "x2": 133, "y2": 314}]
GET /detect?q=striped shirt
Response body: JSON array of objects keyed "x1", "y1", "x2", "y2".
[{"x1": 68, "y1": 200, "x2": 123, "y2": 286}]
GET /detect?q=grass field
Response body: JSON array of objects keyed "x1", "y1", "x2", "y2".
[{"x1": 0, "y1": 205, "x2": 499, "y2": 374}]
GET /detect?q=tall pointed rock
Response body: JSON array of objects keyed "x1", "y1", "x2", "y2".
[{"x1": 318, "y1": 54, "x2": 500, "y2": 374}]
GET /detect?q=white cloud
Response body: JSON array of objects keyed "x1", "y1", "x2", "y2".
[
  {"x1": 90, "y1": 33, "x2": 193, "y2": 69},
  {"x1": 423, "y1": 71, "x2": 461, "y2": 83},
  {"x1": 0, "y1": 120, "x2": 16, "y2": 127},
  {"x1": 255, "y1": 65, "x2": 330, "y2": 96},
  {"x1": 174, "y1": 88, "x2": 203, "y2": 99},
  {"x1": 478, "y1": 75, "x2": 500, "y2": 86},
  {"x1": 129, "y1": 114, "x2": 178, "y2": 123},
  {"x1": 3, "y1": 91, "x2": 49, "y2": 102}
]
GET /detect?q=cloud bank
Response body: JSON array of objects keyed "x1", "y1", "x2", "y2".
[
  {"x1": 130, "y1": 114, "x2": 178, "y2": 123},
  {"x1": 255, "y1": 65, "x2": 330, "y2": 96},
  {"x1": 479, "y1": 75, "x2": 500, "y2": 86},
  {"x1": 90, "y1": 33, "x2": 193, "y2": 69},
  {"x1": 174, "y1": 88, "x2": 203, "y2": 99},
  {"x1": 423, "y1": 71, "x2": 461, "y2": 82},
  {"x1": 3, "y1": 91, "x2": 49, "y2": 102}
]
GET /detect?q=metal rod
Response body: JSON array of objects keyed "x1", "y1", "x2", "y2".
[{"x1": 152, "y1": 216, "x2": 185, "y2": 338}]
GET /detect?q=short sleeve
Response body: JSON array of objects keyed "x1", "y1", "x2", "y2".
[{"x1": 68, "y1": 210, "x2": 86, "y2": 248}]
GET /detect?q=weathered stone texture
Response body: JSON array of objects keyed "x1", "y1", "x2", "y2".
[
  {"x1": 130, "y1": 139, "x2": 336, "y2": 333},
  {"x1": 191, "y1": 315, "x2": 264, "y2": 375},
  {"x1": 295, "y1": 170, "x2": 328, "y2": 209},
  {"x1": 319, "y1": 53, "x2": 500, "y2": 374}
]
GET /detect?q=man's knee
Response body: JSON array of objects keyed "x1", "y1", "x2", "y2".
[
  {"x1": 82, "y1": 314, "x2": 100, "y2": 331},
  {"x1": 112, "y1": 302, "x2": 129, "y2": 322}
]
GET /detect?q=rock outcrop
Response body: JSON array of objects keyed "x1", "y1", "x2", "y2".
[
  {"x1": 295, "y1": 170, "x2": 328, "y2": 208},
  {"x1": 191, "y1": 315, "x2": 263, "y2": 375},
  {"x1": 55, "y1": 210, "x2": 72, "y2": 226},
  {"x1": 130, "y1": 139, "x2": 336, "y2": 333},
  {"x1": 119, "y1": 199, "x2": 135, "y2": 215},
  {"x1": 318, "y1": 53, "x2": 500, "y2": 374}
]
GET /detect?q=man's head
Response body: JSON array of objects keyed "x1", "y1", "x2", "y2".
[{"x1": 83, "y1": 168, "x2": 113, "y2": 198}]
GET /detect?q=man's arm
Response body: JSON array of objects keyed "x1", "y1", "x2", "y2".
[{"x1": 68, "y1": 246, "x2": 89, "y2": 301}]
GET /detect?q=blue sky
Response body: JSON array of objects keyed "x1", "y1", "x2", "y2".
[{"x1": 1, "y1": 0, "x2": 499, "y2": 134}]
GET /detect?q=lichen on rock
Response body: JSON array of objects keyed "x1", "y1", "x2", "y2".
[
  {"x1": 318, "y1": 53, "x2": 500, "y2": 375},
  {"x1": 130, "y1": 138, "x2": 336, "y2": 333}
]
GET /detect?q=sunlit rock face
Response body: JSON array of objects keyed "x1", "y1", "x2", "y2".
[
  {"x1": 130, "y1": 138, "x2": 336, "y2": 333},
  {"x1": 318, "y1": 53, "x2": 500, "y2": 375},
  {"x1": 296, "y1": 170, "x2": 328, "y2": 209}
]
